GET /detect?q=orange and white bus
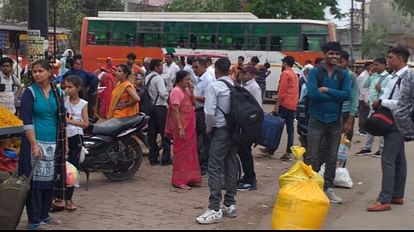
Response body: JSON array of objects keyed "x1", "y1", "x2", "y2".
[{"x1": 80, "y1": 12, "x2": 336, "y2": 99}]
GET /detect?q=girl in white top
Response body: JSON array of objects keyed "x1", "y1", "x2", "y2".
[{"x1": 63, "y1": 75, "x2": 89, "y2": 211}]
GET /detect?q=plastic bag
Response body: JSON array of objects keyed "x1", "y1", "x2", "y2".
[
  {"x1": 272, "y1": 180, "x2": 330, "y2": 230},
  {"x1": 319, "y1": 164, "x2": 353, "y2": 189},
  {"x1": 279, "y1": 146, "x2": 324, "y2": 189},
  {"x1": 337, "y1": 133, "x2": 351, "y2": 168},
  {"x1": 66, "y1": 161, "x2": 80, "y2": 188}
]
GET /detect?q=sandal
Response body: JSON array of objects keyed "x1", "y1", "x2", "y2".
[
  {"x1": 173, "y1": 184, "x2": 192, "y2": 190},
  {"x1": 50, "y1": 199, "x2": 65, "y2": 212},
  {"x1": 65, "y1": 200, "x2": 78, "y2": 212}
]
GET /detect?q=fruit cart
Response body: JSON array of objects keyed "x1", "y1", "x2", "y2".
[{"x1": 0, "y1": 107, "x2": 23, "y2": 173}]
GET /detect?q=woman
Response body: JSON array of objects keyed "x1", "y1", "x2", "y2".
[
  {"x1": 165, "y1": 70, "x2": 201, "y2": 190},
  {"x1": 107, "y1": 64, "x2": 140, "y2": 119},
  {"x1": 19, "y1": 60, "x2": 66, "y2": 230},
  {"x1": 96, "y1": 58, "x2": 116, "y2": 119}
]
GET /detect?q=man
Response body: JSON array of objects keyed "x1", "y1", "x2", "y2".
[
  {"x1": 357, "y1": 62, "x2": 373, "y2": 135},
  {"x1": 230, "y1": 56, "x2": 244, "y2": 81},
  {"x1": 356, "y1": 58, "x2": 390, "y2": 157},
  {"x1": 262, "y1": 56, "x2": 299, "y2": 161},
  {"x1": 193, "y1": 58, "x2": 215, "y2": 176},
  {"x1": 304, "y1": 42, "x2": 351, "y2": 204},
  {"x1": 183, "y1": 56, "x2": 197, "y2": 84},
  {"x1": 162, "y1": 53, "x2": 180, "y2": 92},
  {"x1": 0, "y1": 57, "x2": 23, "y2": 114},
  {"x1": 196, "y1": 58, "x2": 238, "y2": 224},
  {"x1": 145, "y1": 59, "x2": 171, "y2": 166},
  {"x1": 256, "y1": 62, "x2": 271, "y2": 102},
  {"x1": 126, "y1": 53, "x2": 142, "y2": 85},
  {"x1": 236, "y1": 65, "x2": 262, "y2": 191},
  {"x1": 338, "y1": 50, "x2": 359, "y2": 142},
  {"x1": 367, "y1": 47, "x2": 410, "y2": 212}
]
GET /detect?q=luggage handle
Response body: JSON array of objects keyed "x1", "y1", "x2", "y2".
[{"x1": 26, "y1": 158, "x2": 40, "y2": 181}]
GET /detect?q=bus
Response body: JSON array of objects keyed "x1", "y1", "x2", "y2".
[
  {"x1": 0, "y1": 23, "x2": 71, "y2": 68},
  {"x1": 80, "y1": 12, "x2": 337, "y2": 99}
]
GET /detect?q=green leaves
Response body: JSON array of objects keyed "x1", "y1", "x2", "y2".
[
  {"x1": 393, "y1": 0, "x2": 414, "y2": 16},
  {"x1": 166, "y1": 0, "x2": 344, "y2": 20},
  {"x1": 361, "y1": 24, "x2": 389, "y2": 59}
]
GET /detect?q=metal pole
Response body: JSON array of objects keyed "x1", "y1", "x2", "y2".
[
  {"x1": 53, "y1": 0, "x2": 57, "y2": 62},
  {"x1": 361, "y1": 0, "x2": 365, "y2": 59},
  {"x1": 350, "y1": 0, "x2": 354, "y2": 62},
  {"x1": 28, "y1": 0, "x2": 49, "y2": 63}
]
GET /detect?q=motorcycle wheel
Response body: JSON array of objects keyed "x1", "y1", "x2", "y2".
[{"x1": 103, "y1": 136, "x2": 143, "y2": 182}]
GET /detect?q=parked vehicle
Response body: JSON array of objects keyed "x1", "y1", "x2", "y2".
[{"x1": 80, "y1": 113, "x2": 149, "y2": 190}]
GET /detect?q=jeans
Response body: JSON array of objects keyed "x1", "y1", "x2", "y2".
[
  {"x1": 148, "y1": 105, "x2": 171, "y2": 162},
  {"x1": 26, "y1": 188, "x2": 53, "y2": 224},
  {"x1": 358, "y1": 100, "x2": 370, "y2": 133},
  {"x1": 258, "y1": 83, "x2": 266, "y2": 103},
  {"x1": 237, "y1": 142, "x2": 256, "y2": 184},
  {"x1": 305, "y1": 118, "x2": 342, "y2": 190},
  {"x1": 207, "y1": 128, "x2": 238, "y2": 211},
  {"x1": 278, "y1": 106, "x2": 296, "y2": 153},
  {"x1": 196, "y1": 108, "x2": 210, "y2": 173},
  {"x1": 377, "y1": 128, "x2": 406, "y2": 203}
]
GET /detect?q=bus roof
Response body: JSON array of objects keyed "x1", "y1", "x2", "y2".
[
  {"x1": 0, "y1": 23, "x2": 71, "y2": 34},
  {"x1": 92, "y1": 11, "x2": 330, "y2": 25}
]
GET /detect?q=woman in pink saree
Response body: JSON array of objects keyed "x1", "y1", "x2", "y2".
[
  {"x1": 97, "y1": 57, "x2": 116, "y2": 118},
  {"x1": 165, "y1": 70, "x2": 201, "y2": 190}
]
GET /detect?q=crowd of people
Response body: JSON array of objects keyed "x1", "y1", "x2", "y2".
[{"x1": 0, "y1": 40, "x2": 413, "y2": 229}]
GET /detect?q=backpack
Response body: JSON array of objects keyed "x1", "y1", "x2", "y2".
[
  {"x1": 139, "y1": 73, "x2": 159, "y2": 115},
  {"x1": 218, "y1": 79, "x2": 264, "y2": 144},
  {"x1": 296, "y1": 67, "x2": 345, "y2": 124}
]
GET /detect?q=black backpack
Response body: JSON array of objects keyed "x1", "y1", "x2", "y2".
[
  {"x1": 218, "y1": 79, "x2": 264, "y2": 144},
  {"x1": 296, "y1": 67, "x2": 345, "y2": 124},
  {"x1": 139, "y1": 73, "x2": 158, "y2": 115}
]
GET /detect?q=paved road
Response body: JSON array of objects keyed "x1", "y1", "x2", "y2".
[{"x1": 16, "y1": 104, "x2": 414, "y2": 229}]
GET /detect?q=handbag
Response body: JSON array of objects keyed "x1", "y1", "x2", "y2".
[{"x1": 365, "y1": 74, "x2": 404, "y2": 136}]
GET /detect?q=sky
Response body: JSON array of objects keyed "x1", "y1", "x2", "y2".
[{"x1": 325, "y1": 0, "x2": 363, "y2": 28}]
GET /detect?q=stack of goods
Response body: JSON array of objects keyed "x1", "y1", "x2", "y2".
[{"x1": 0, "y1": 106, "x2": 23, "y2": 172}]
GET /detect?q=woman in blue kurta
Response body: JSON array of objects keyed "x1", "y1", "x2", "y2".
[{"x1": 19, "y1": 60, "x2": 66, "y2": 230}]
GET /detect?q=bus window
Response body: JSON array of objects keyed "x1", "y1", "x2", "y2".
[
  {"x1": 190, "y1": 34, "x2": 197, "y2": 49},
  {"x1": 88, "y1": 20, "x2": 112, "y2": 45},
  {"x1": 281, "y1": 36, "x2": 300, "y2": 51},
  {"x1": 245, "y1": 36, "x2": 267, "y2": 51},
  {"x1": 217, "y1": 23, "x2": 245, "y2": 50},
  {"x1": 302, "y1": 36, "x2": 309, "y2": 51},
  {"x1": 270, "y1": 36, "x2": 282, "y2": 51},
  {"x1": 306, "y1": 36, "x2": 324, "y2": 51}
]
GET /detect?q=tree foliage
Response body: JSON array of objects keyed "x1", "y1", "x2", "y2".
[
  {"x1": 393, "y1": 0, "x2": 414, "y2": 16},
  {"x1": 166, "y1": 0, "x2": 345, "y2": 19},
  {"x1": 1, "y1": 0, "x2": 123, "y2": 50},
  {"x1": 164, "y1": 0, "x2": 241, "y2": 12},
  {"x1": 361, "y1": 24, "x2": 389, "y2": 59}
]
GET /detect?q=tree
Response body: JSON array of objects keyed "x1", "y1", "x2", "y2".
[
  {"x1": 361, "y1": 24, "x2": 389, "y2": 59},
  {"x1": 164, "y1": 0, "x2": 241, "y2": 12},
  {"x1": 1, "y1": 0, "x2": 123, "y2": 50},
  {"x1": 393, "y1": 0, "x2": 414, "y2": 16},
  {"x1": 165, "y1": 0, "x2": 345, "y2": 19}
]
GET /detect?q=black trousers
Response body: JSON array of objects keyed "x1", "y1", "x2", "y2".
[
  {"x1": 66, "y1": 135, "x2": 82, "y2": 201},
  {"x1": 148, "y1": 105, "x2": 171, "y2": 162},
  {"x1": 196, "y1": 108, "x2": 210, "y2": 173},
  {"x1": 26, "y1": 188, "x2": 53, "y2": 224},
  {"x1": 237, "y1": 142, "x2": 256, "y2": 184}
]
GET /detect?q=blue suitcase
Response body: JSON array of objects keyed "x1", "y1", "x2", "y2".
[{"x1": 258, "y1": 113, "x2": 285, "y2": 151}]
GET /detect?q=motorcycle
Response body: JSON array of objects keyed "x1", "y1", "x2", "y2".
[{"x1": 80, "y1": 113, "x2": 149, "y2": 190}]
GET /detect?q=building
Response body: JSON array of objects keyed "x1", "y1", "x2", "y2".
[{"x1": 122, "y1": 0, "x2": 170, "y2": 12}]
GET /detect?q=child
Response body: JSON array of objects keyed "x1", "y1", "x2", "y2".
[{"x1": 63, "y1": 75, "x2": 89, "y2": 211}]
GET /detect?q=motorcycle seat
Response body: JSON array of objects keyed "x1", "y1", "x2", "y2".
[{"x1": 92, "y1": 113, "x2": 144, "y2": 136}]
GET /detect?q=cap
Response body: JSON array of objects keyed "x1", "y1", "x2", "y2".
[{"x1": 240, "y1": 65, "x2": 257, "y2": 75}]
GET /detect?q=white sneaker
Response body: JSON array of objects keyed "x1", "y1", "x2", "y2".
[
  {"x1": 196, "y1": 209, "x2": 223, "y2": 224},
  {"x1": 325, "y1": 188, "x2": 343, "y2": 204},
  {"x1": 220, "y1": 204, "x2": 237, "y2": 218}
]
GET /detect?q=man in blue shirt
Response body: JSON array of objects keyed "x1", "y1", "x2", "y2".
[{"x1": 305, "y1": 42, "x2": 351, "y2": 204}]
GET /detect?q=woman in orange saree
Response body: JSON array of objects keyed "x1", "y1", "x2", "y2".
[
  {"x1": 166, "y1": 70, "x2": 201, "y2": 190},
  {"x1": 107, "y1": 64, "x2": 140, "y2": 119}
]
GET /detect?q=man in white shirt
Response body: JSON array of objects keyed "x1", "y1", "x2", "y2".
[
  {"x1": 183, "y1": 56, "x2": 197, "y2": 84},
  {"x1": 162, "y1": 53, "x2": 180, "y2": 92},
  {"x1": 0, "y1": 57, "x2": 23, "y2": 113},
  {"x1": 357, "y1": 62, "x2": 373, "y2": 135},
  {"x1": 236, "y1": 65, "x2": 262, "y2": 192},
  {"x1": 193, "y1": 57, "x2": 215, "y2": 176},
  {"x1": 196, "y1": 58, "x2": 238, "y2": 224},
  {"x1": 367, "y1": 46, "x2": 410, "y2": 212},
  {"x1": 145, "y1": 59, "x2": 171, "y2": 166}
]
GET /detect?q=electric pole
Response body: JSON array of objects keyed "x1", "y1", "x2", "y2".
[
  {"x1": 350, "y1": 0, "x2": 354, "y2": 63},
  {"x1": 27, "y1": 0, "x2": 49, "y2": 66}
]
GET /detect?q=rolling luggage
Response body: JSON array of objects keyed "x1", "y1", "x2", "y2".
[
  {"x1": 258, "y1": 113, "x2": 285, "y2": 151},
  {"x1": 0, "y1": 160, "x2": 38, "y2": 230}
]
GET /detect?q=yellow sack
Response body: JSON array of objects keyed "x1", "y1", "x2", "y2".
[
  {"x1": 279, "y1": 146, "x2": 324, "y2": 189},
  {"x1": 272, "y1": 180, "x2": 330, "y2": 230}
]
